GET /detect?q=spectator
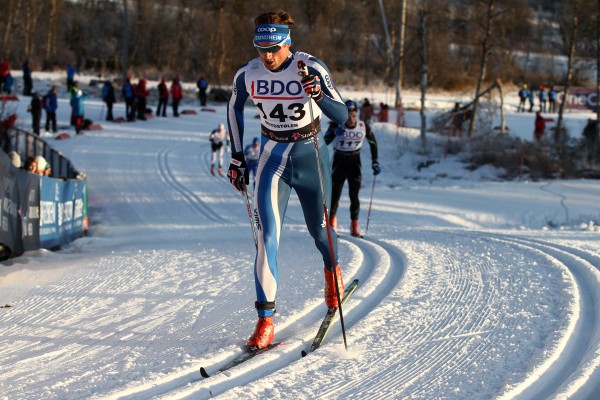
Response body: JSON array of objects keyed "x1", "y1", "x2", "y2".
[
  {"x1": 23, "y1": 156, "x2": 37, "y2": 173},
  {"x1": 197, "y1": 76, "x2": 208, "y2": 106},
  {"x1": 22, "y1": 60, "x2": 32, "y2": 96},
  {"x1": 534, "y1": 111, "x2": 545, "y2": 143},
  {"x1": 450, "y1": 102, "x2": 466, "y2": 137},
  {"x1": 156, "y1": 77, "x2": 168, "y2": 117},
  {"x1": 244, "y1": 137, "x2": 260, "y2": 188},
  {"x1": 28, "y1": 92, "x2": 43, "y2": 135},
  {"x1": 8, "y1": 151, "x2": 21, "y2": 168},
  {"x1": 209, "y1": 123, "x2": 229, "y2": 176},
  {"x1": 3, "y1": 72, "x2": 14, "y2": 94},
  {"x1": 122, "y1": 76, "x2": 136, "y2": 122},
  {"x1": 325, "y1": 100, "x2": 379, "y2": 237},
  {"x1": 549, "y1": 86, "x2": 557, "y2": 113},
  {"x1": 136, "y1": 77, "x2": 149, "y2": 120},
  {"x1": 517, "y1": 84, "x2": 528, "y2": 112},
  {"x1": 43, "y1": 86, "x2": 58, "y2": 134},
  {"x1": 583, "y1": 118, "x2": 599, "y2": 167},
  {"x1": 70, "y1": 82, "x2": 86, "y2": 134},
  {"x1": 102, "y1": 80, "x2": 116, "y2": 121},
  {"x1": 528, "y1": 85, "x2": 535, "y2": 112},
  {"x1": 0, "y1": 59, "x2": 10, "y2": 93},
  {"x1": 171, "y1": 76, "x2": 182, "y2": 117},
  {"x1": 35, "y1": 155, "x2": 50, "y2": 176},
  {"x1": 538, "y1": 85, "x2": 547, "y2": 113},
  {"x1": 360, "y1": 98, "x2": 373, "y2": 123},
  {"x1": 66, "y1": 62, "x2": 79, "y2": 92}
]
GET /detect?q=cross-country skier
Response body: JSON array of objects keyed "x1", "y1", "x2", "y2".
[
  {"x1": 209, "y1": 123, "x2": 229, "y2": 176},
  {"x1": 244, "y1": 137, "x2": 260, "y2": 188},
  {"x1": 325, "y1": 100, "x2": 380, "y2": 238},
  {"x1": 226, "y1": 10, "x2": 348, "y2": 349}
]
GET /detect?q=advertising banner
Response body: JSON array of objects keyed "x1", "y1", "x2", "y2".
[
  {"x1": 39, "y1": 177, "x2": 87, "y2": 249},
  {"x1": 0, "y1": 153, "x2": 23, "y2": 256}
]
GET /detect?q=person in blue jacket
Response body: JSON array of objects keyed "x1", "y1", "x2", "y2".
[
  {"x1": 226, "y1": 10, "x2": 348, "y2": 349},
  {"x1": 538, "y1": 85, "x2": 548, "y2": 113},
  {"x1": 43, "y1": 86, "x2": 58, "y2": 133},
  {"x1": 66, "y1": 62, "x2": 79, "y2": 92},
  {"x1": 122, "y1": 77, "x2": 135, "y2": 121},
  {"x1": 528, "y1": 85, "x2": 535, "y2": 113},
  {"x1": 517, "y1": 84, "x2": 528, "y2": 112},
  {"x1": 549, "y1": 86, "x2": 557, "y2": 113},
  {"x1": 70, "y1": 82, "x2": 86, "y2": 134}
]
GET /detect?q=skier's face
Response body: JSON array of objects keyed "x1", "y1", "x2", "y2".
[{"x1": 256, "y1": 43, "x2": 291, "y2": 71}]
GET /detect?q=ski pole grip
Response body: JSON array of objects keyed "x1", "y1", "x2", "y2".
[{"x1": 297, "y1": 61, "x2": 308, "y2": 77}]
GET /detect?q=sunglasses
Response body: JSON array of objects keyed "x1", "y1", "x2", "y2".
[{"x1": 255, "y1": 44, "x2": 283, "y2": 54}]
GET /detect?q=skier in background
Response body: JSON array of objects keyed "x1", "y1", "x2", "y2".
[
  {"x1": 325, "y1": 100, "x2": 380, "y2": 238},
  {"x1": 243, "y1": 137, "x2": 260, "y2": 188},
  {"x1": 209, "y1": 123, "x2": 229, "y2": 176},
  {"x1": 226, "y1": 10, "x2": 348, "y2": 350}
]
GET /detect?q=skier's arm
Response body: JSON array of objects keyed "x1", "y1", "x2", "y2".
[
  {"x1": 227, "y1": 67, "x2": 249, "y2": 153},
  {"x1": 365, "y1": 123, "x2": 379, "y2": 162},
  {"x1": 324, "y1": 122, "x2": 339, "y2": 145},
  {"x1": 305, "y1": 57, "x2": 348, "y2": 125}
]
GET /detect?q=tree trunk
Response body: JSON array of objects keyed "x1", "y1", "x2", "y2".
[
  {"x1": 467, "y1": 0, "x2": 495, "y2": 139},
  {"x1": 395, "y1": 0, "x2": 407, "y2": 108},
  {"x1": 555, "y1": 2, "x2": 579, "y2": 146},
  {"x1": 418, "y1": 10, "x2": 428, "y2": 151},
  {"x1": 121, "y1": 0, "x2": 129, "y2": 83}
]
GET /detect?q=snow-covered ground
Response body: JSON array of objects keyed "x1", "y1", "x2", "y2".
[{"x1": 1, "y1": 73, "x2": 600, "y2": 399}]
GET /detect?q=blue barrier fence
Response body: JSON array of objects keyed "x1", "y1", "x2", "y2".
[{"x1": 0, "y1": 128, "x2": 87, "y2": 260}]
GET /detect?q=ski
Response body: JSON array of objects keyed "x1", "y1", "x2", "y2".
[
  {"x1": 200, "y1": 342, "x2": 282, "y2": 378},
  {"x1": 301, "y1": 278, "x2": 359, "y2": 357},
  {"x1": 199, "y1": 279, "x2": 358, "y2": 377}
]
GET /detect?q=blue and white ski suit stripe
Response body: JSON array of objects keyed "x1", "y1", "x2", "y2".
[{"x1": 228, "y1": 51, "x2": 348, "y2": 317}]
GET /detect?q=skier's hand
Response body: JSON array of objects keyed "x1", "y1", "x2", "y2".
[
  {"x1": 227, "y1": 152, "x2": 249, "y2": 192},
  {"x1": 301, "y1": 74, "x2": 323, "y2": 102},
  {"x1": 372, "y1": 161, "x2": 381, "y2": 176}
]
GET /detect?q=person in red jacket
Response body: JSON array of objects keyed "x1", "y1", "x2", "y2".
[
  {"x1": 171, "y1": 76, "x2": 182, "y2": 117},
  {"x1": 156, "y1": 77, "x2": 169, "y2": 117},
  {"x1": 534, "y1": 111, "x2": 546, "y2": 143},
  {"x1": 136, "y1": 78, "x2": 149, "y2": 120},
  {"x1": 0, "y1": 59, "x2": 10, "y2": 93}
]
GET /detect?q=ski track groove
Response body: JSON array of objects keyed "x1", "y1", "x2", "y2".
[
  {"x1": 157, "y1": 148, "x2": 225, "y2": 224},
  {"x1": 115, "y1": 231, "x2": 402, "y2": 399},
  {"x1": 484, "y1": 234, "x2": 600, "y2": 400}
]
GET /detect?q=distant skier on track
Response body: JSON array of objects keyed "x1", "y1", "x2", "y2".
[
  {"x1": 325, "y1": 100, "x2": 380, "y2": 238},
  {"x1": 226, "y1": 10, "x2": 348, "y2": 349},
  {"x1": 209, "y1": 123, "x2": 229, "y2": 176}
]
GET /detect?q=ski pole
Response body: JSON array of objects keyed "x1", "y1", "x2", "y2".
[
  {"x1": 243, "y1": 189, "x2": 258, "y2": 250},
  {"x1": 365, "y1": 175, "x2": 377, "y2": 235},
  {"x1": 298, "y1": 61, "x2": 348, "y2": 350}
]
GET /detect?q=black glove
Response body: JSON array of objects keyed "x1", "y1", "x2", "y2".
[
  {"x1": 301, "y1": 74, "x2": 323, "y2": 102},
  {"x1": 372, "y1": 161, "x2": 381, "y2": 176},
  {"x1": 227, "y1": 151, "x2": 249, "y2": 192}
]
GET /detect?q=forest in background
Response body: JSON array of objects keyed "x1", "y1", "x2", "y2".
[{"x1": 1, "y1": 0, "x2": 598, "y2": 92}]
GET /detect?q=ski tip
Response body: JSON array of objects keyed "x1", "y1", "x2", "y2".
[
  {"x1": 200, "y1": 367, "x2": 210, "y2": 378},
  {"x1": 301, "y1": 350, "x2": 308, "y2": 357}
]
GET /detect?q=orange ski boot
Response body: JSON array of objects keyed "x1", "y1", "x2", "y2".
[
  {"x1": 324, "y1": 265, "x2": 344, "y2": 308},
  {"x1": 246, "y1": 316, "x2": 274, "y2": 349},
  {"x1": 351, "y1": 220, "x2": 362, "y2": 238},
  {"x1": 329, "y1": 215, "x2": 337, "y2": 230}
]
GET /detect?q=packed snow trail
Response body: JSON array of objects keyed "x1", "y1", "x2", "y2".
[{"x1": 1, "y1": 98, "x2": 600, "y2": 399}]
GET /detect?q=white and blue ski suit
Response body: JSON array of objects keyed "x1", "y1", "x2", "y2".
[{"x1": 228, "y1": 51, "x2": 348, "y2": 317}]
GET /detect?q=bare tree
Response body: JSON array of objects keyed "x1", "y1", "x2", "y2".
[
  {"x1": 467, "y1": 0, "x2": 496, "y2": 139},
  {"x1": 555, "y1": 0, "x2": 581, "y2": 146}
]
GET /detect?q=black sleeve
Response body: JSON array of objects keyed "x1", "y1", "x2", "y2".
[{"x1": 365, "y1": 123, "x2": 378, "y2": 162}]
